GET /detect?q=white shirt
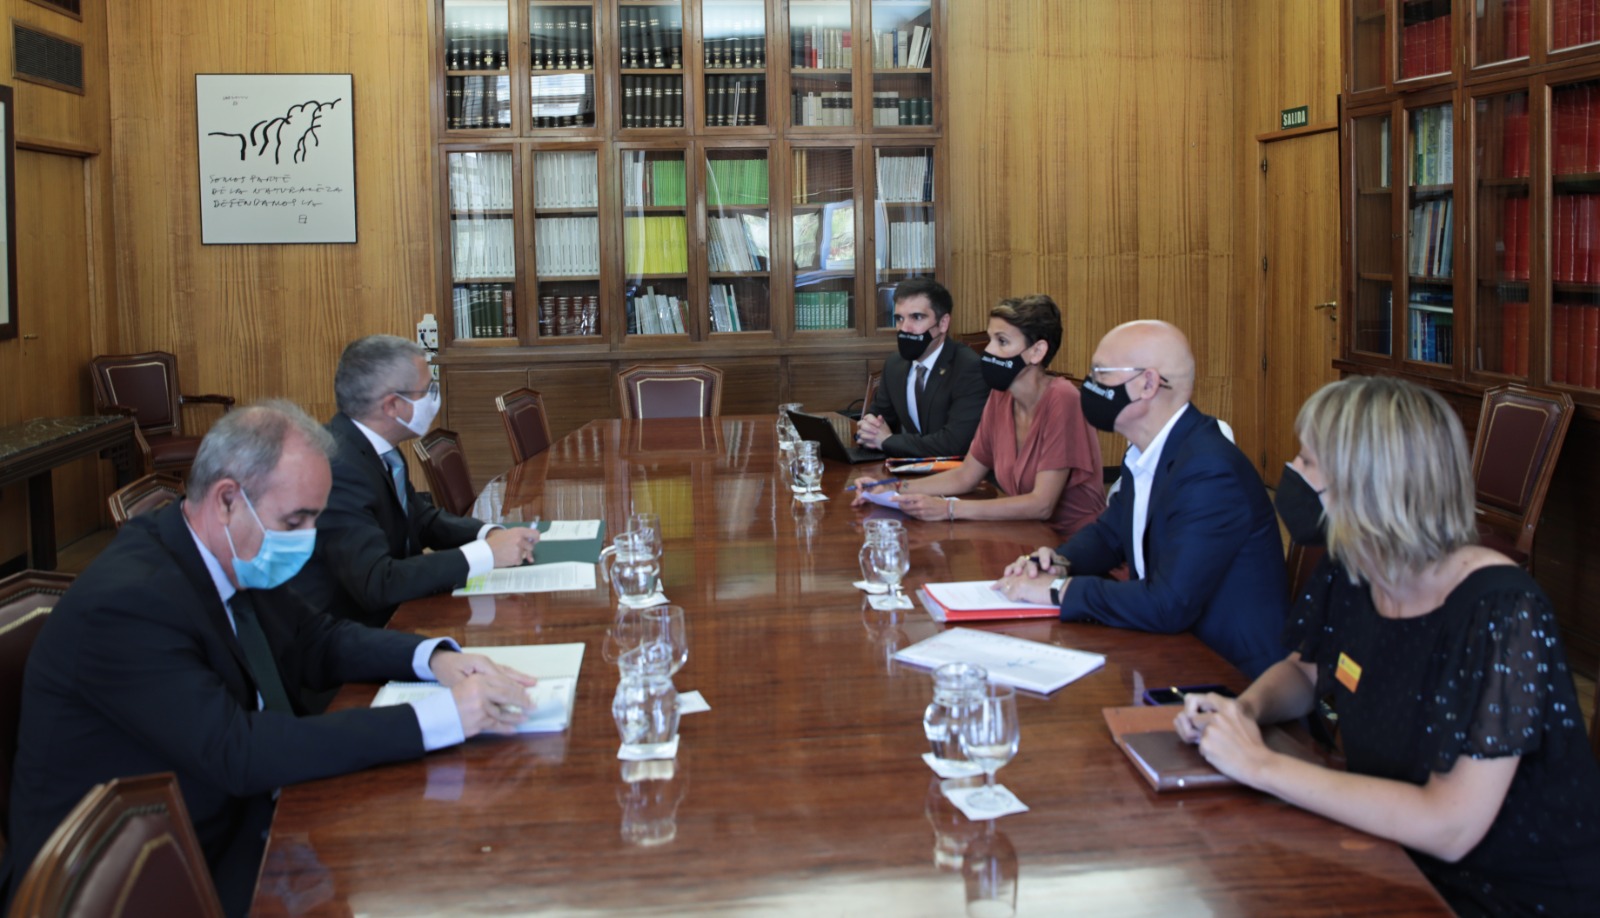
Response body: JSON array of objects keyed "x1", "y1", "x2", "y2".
[
  {"x1": 182, "y1": 516, "x2": 465, "y2": 750},
  {"x1": 1125, "y1": 403, "x2": 1190, "y2": 580},
  {"x1": 350, "y1": 417, "x2": 497, "y2": 577},
  {"x1": 903, "y1": 338, "x2": 945, "y2": 434}
]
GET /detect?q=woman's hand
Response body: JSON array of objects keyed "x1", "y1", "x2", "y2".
[
  {"x1": 848, "y1": 471, "x2": 898, "y2": 507},
  {"x1": 1177, "y1": 693, "x2": 1273, "y2": 786},
  {"x1": 892, "y1": 493, "x2": 948, "y2": 521}
]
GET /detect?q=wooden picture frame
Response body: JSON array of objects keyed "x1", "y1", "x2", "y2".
[{"x1": 0, "y1": 85, "x2": 17, "y2": 341}]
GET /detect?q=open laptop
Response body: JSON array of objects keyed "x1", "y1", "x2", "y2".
[{"x1": 787, "y1": 409, "x2": 885, "y2": 464}]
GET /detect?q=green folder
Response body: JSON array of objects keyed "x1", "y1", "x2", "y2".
[{"x1": 504, "y1": 519, "x2": 608, "y2": 566}]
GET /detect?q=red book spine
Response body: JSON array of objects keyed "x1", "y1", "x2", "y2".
[
  {"x1": 1502, "y1": 305, "x2": 1519, "y2": 374},
  {"x1": 1501, "y1": 199, "x2": 1515, "y2": 277},
  {"x1": 1584, "y1": 194, "x2": 1597, "y2": 284},
  {"x1": 1516, "y1": 302, "x2": 1531, "y2": 375},
  {"x1": 1557, "y1": 0, "x2": 1572, "y2": 48},
  {"x1": 1586, "y1": 0, "x2": 1597, "y2": 45},
  {"x1": 1554, "y1": 305, "x2": 1571, "y2": 383},
  {"x1": 1559, "y1": 195, "x2": 1575, "y2": 281},
  {"x1": 1569, "y1": 303, "x2": 1587, "y2": 385},
  {"x1": 1402, "y1": 23, "x2": 1417, "y2": 79},
  {"x1": 1518, "y1": 196, "x2": 1531, "y2": 279},
  {"x1": 1520, "y1": 0, "x2": 1532, "y2": 55},
  {"x1": 1440, "y1": 13, "x2": 1453, "y2": 72},
  {"x1": 1588, "y1": 85, "x2": 1600, "y2": 173},
  {"x1": 1586, "y1": 305, "x2": 1600, "y2": 388}
]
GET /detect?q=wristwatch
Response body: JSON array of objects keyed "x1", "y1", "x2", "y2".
[{"x1": 1049, "y1": 576, "x2": 1068, "y2": 606}]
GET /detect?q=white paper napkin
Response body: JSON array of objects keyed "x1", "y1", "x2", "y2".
[
  {"x1": 868, "y1": 593, "x2": 914, "y2": 611},
  {"x1": 853, "y1": 580, "x2": 889, "y2": 594},
  {"x1": 940, "y1": 781, "x2": 1030, "y2": 820},
  {"x1": 617, "y1": 735, "x2": 679, "y2": 761},
  {"x1": 677, "y1": 691, "x2": 710, "y2": 714}
]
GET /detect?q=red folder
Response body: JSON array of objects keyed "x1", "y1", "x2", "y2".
[
  {"x1": 920, "y1": 584, "x2": 1059, "y2": 623},
  {"x1": 1554, "y1": 305, "x2": 1571, "y2": 384}
]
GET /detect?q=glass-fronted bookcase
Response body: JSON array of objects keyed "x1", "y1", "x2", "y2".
[{"x1": 1339, "y1": 0, "x2": 1600, "y2": 406}]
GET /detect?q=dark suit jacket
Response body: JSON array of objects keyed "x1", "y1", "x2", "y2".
[
  {"x1": 867, "y1": 339, "x2": 988, "y2": 458},
  {"x1": 1057, "y1": 407, "x2": 1288, "y2": 679},
  {"x1": 290, "y1": 413, "x2": 487, "y2": 626},
  {"x1": 1, "y1": 503, "x2": 427, "y2": 913}
]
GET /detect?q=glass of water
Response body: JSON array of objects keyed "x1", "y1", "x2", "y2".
[
  {"x1": 599, "y1": 531, "x2": 661, "y2": 607},
  {"x1": 924, "y1": 662, "x2": 988, "y2": 770},
  {"x1": 612, "y1": 671, "x2": 679, "y2": 760},
  {"x1": 870, "y1": 528, "x2": 912, "y2": 608},
  {"x1": 776, "y1": 402, "x2": 802, "y2": 451},
  {"x1": 957, "y1": 683, "x2": 1020, "y2": 812},
  {"x1": 627, "y1": 510, "x2": 663, "y2": 556},
  {"x1": 792, "y1": 451, "x2": 825, "y2": 502}
]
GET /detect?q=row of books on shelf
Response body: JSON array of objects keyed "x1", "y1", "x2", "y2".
[
  {"x1": 529, "y1": 6, "x2": 593, "y2": 71},
  {"x1": 451, "y1": 217, "x2": 516, "y2": 279},
  {"x1": 621, "y1": 76, "x2": 685, "y2": 129},
  {"x1": 794, "y1": 91, "x2": 853, "y2": 126},
  {"x1": 1399, "y1": 13, "x2": 1451, "y2": 80},
  {"x1": 708, "y1": 214, "x2": 770, "y2": 272},
  {"x1": 876, "y1": 150, "x2": 935, "y2": 202},
  {"x1": 794, "y1": 290, "x2": 853, "y2": 330},
  {"x1": 444, "y1": 14, "x2": 510, "y2": 71},
  {"x1": 1410, "y1": 103, "x2": 1453, "y2": 186},
  {"x1": 533, "y1": 151, "x2": 599, "y2": 209},
  {"x1": 1500, "y1": 196, "x2": 1531, "y2": 280},
  {"x1": 1501, "y1": 95, "x2": 1531, "y2": 178},
  {"x1": 448, "y1": 152, "x2": 513, "y2": 212},
  {"x1": 705, "y1": 77, "x2": 766, "y2": 127},
  {"x1": 791, "y1": 27, "x2": 851, "y2": 69},
  {"x1": 706, "y1": 157, "x2": 768, "y2": 206},
  {"x1": 538, "y1": 294, "x2": 600, "y2": 337},
  {"x1": 620, "y1": 5, "x2": 684, "y2": 70},
  {"x1": 871, "y1": 26, "x2": 932, "y2": 69},
  {"x1": 1551, "y1": 193, "x2": 1600, "y2": 283},
  {"x1": 1552, "y1": 302, "x2": 1600, "y2": 386},
  {"x1": 446, "y1": 76, "x2": 512, "y2": 130},
  {"x1": 1503, "y1": 0, "x2": 1532, "y2": 58},
  {"x1": 872, "y1": 93, "x2": 933, "y2": 126},
  {"x1": 529, "y1": 74, "x2": 595, "y2": 129},
  {"x1": 1408, "y1": 198, "x2": 1453, "y2": 278},
  {"x1": 1499, "y1": 301, "x2": 1530, "y2": 375},
  {"x1": 1408, "y1": 294, "x2": 1454, "y2": 363},
  {"x1": 1551, "y1": 84, "x2": 1600, "y2": 176},
  {"x1": 704, "y1": 16, "x2": 766, "y2": 69},
  {"x1": 709, "y1": 283, "x2": 764, "y2": 332},
  {"x1": 1553, "y1": 0, "x2": 1600, "y2": 49},
  {"x1": 534, "y1": 216, "x2": 601, "y2": 276},
  {"x1": 623, "y1": 156, "x2": 687, "y2": 207},
  {"x1": 624, "y1": 216, "x2": 690, "y2": 274},
  {"x1": 453, "y1": 283, "x2": 515, "y2": 339},
  {"x1": 886, "y1": 220, "x2": 935, "y2": 270},
  {"x1": 626, "y1": 287, "x2": 691, "y2": 334}
]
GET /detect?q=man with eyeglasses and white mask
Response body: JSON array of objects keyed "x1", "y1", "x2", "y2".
[
  {"x1": 1, "y1": 401, "x2": 533, "y2": 918},
  {"x1": 289, "y1": 335, "x2": 539, "y2": 628},
  {"x1": 993, "y1": 320, "x2": 1287, "y2": 678}
]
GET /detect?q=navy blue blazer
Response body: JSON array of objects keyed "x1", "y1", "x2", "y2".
[
  {"x1": 289, "y1": 413, "x2": 486, "y2": 626},
  {"x1": 867, "y1": 339, "x2": 989, "y2": 458},
  {"x1": 1, "y1": 502, "x2": 426, "y2": 914},
  {"x1": 1057, "y1": 406, "x2": 1288, "y2": 678}
]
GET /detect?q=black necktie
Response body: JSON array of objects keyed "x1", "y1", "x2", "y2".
[
  {"x1": 914, "y1": 363, "x2": 929, "y2": 433},
  {"x1": 230, "y1": 592, "x2": 293, "y2": 713}
]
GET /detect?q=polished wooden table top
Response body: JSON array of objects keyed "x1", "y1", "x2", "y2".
[{"x1": 255, "y1": 417, "x2": 1448, "y2": 916}]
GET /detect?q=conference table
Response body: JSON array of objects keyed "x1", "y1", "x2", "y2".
[{"x1": 254, "y1": 416, "x2": 1449, "y2": 916}]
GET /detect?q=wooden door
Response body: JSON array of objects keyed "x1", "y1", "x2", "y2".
[{"x1": 1262, "y1": 131, "x2": 1340, "y2": 475}]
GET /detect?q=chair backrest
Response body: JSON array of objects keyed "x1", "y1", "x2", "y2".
[
  {"x1": 9, "y1": 772, "x2": 224, "y2": 918},
  {"x1": 89, "y1": 352, "x2": 184, "y2": 436},
  {"x1": 863, "y1": 371, "x2": 882, "y2": 416},
  {"x1": 1285, "y1": 541, "x2": 1326, "y2": 605},
  {"x1": 0, "y1": 570, "x2": 75, "y2": 846},
  {"x1": 1470, "y1": 384, "x2": 1574, "y2": 558},
  {"x1": 615, "y1": 364, "x2": 724, "y2": 420},
  {"x1": 412, "y1": 429, "x2": 477, "y2": 517},
  {"x1": 108, "y1": 473, "x2": 187, "y2": 529},
  {"x1": 496, "y1": 387, "x2": 553, "y2": 463}
]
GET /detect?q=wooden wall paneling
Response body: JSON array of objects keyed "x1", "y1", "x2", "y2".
[
  {"x1": 439, "y1": 365, "x2": 528, "y2": 491},
  {"x1": 106, "y1": 0, "x2": 436, "y2": 436},
  {"x1": 526, "y1": 362, "x2": 617, "y2": 445},
  {"x1": 703, "y1": 356, "x2": 782, "y2": 415},
  {"x1": 785, "y1": 355, "x2": 874, "y2": 415}
]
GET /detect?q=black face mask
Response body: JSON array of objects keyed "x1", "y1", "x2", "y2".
[
  {"x1": 1079, "y1": 377, "x2": 1135, "y2": 432},
  {"x1": 897, "y1": 330, "x2": 934, "y2": 361},
  {"x1": 980, "y1": 353, "x2": 1026, "y2": 391},
  {"x1": 1275, "y1": 464, "x2": 1327, "y2": 547}
]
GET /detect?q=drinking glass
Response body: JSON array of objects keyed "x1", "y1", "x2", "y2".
[
  {"x1": 639, "y1": 604, "x2": 688, "y2": 676},
  {"x1": 598, "y1": 531, "x2": 661, "y2": 607},
  {"x1": 627, "y1": 510, "x2": 663, "y2": 556},
  {"x1": 925, "y1": 662, "x2": 989, "y2": 768},
  {"x1": 792, "y1": 452, "x2": 825, "y2": 502},
  {"x1": 962, "y1": 822, "x2": 1019, "y2": 917},
  {"x1": 870, "y1": 529, "x2": 912, "y2": 608},
  {"x1": 957, "y1": 684, "x2": 1020, "y2": 812},
  {"x1": 612, "y1": 671, "x2": 679, "y2": 759},
  {"x1": 790, "y1": 440, "x2": 821, "y2": 495},
  {"x1": 601, "y1": 607, "x2": 647, "y2": 665},
  {"x1": 776, "y1": 402, "x2": 803, "y2": 451},
  {"x1": 858, "y1": 519, "x2": 905, "y2": 592}
]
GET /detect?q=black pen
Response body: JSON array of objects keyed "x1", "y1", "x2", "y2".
[
  {"x1": 1028, "y1": 550, "x2": 1068, "y2": 574},
  {"x1": 845, "y1": 477, "x2": 899, "y2": 493}
]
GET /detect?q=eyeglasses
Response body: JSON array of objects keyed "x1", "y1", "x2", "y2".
[
  {"x1": 1088, "y1": 366, "x2": 1173, "y2": 389},
  {"x1": 394, "y1": 380, "x2": 440, "y2": 400}
]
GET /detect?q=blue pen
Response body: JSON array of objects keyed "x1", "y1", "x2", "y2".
[{"x1": 844, "y1": 477, "x2": 900, "y2": 493}]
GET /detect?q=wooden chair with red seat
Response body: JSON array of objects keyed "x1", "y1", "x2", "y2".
[
  {"x1": 0, "y1": 570, "x2": 75, "y2": 848},
  {"x1": 615, "y1": 364, "x2": 723, "y2": 420},
  {"x1": 1470, "y1": 384, "x2": 1574, "y2": 570},
  {"x1": 412, "y1": 428, "x2": 477, "y2": 517},
  {"x1": 496, "y1": 387, "x2": 553, "y2": 464},
  {"x1": 9, "y1": 772, "x2": 224, "y2": 918},
  {"x1": 89, "y1": 351, "x2": 234, "y2": 475},
  {"x1": 107, "y1": 472, "x2": 187, "y2": 529}
]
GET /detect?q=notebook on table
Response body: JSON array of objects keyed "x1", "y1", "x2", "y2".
[{"x1": 786, "y1": 409, "x2": 884, "y2": 464}]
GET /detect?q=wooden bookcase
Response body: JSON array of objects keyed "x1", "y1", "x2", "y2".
[{"x1": 430, "y1": 0, "x2": 947, "y2": 480}]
